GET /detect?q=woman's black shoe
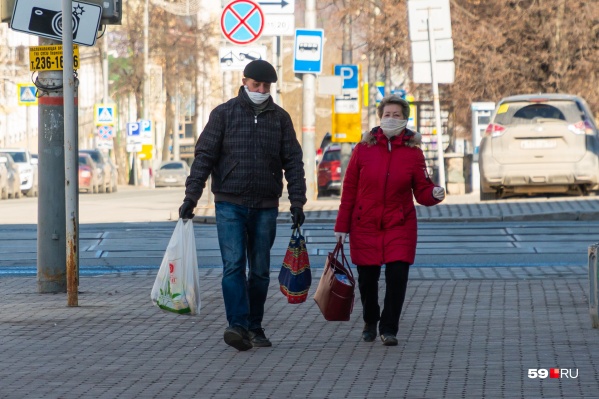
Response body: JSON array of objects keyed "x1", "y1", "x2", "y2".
[
  {"x1": 362, "y1": 323, "x2": 377, "y2": 342},
  {"x1": 380, "y1": 333, "x2": 398, "y2": 346}
]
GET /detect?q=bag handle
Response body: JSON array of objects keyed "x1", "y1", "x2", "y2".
[
  {"x1": 332, "y1": 239, "x2": 354, "y2": 281},
  {"x1": 291, "y1": 226, "x2": 303, "y2": 238}
]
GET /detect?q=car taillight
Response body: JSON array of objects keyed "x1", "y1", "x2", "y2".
[
  {"x1": 484, "y1": 123, "x2": 506, "y2": 137},
  {"x1": 568, "y1": 120, "x2": 594, "y2": 135}
]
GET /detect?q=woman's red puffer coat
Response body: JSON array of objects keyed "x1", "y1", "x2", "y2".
[{"x1": 334, "y1": 128, "x2": 441, "y2": 266}]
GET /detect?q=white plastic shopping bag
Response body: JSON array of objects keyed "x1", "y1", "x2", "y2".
[{"x1": 151, "y1": 219, "x2": 201, "y2": 315}]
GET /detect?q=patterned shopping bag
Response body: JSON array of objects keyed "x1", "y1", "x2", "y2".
[{"x1": 278, "y1": 227, "x2": 311, "y2": 304}]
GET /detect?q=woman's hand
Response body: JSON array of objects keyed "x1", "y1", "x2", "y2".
[
  {"x1": 334, "y1": 232, "x2": 348, "y2": 243},
  {"x1": 433, "y1": 187, "x2": 445, "y2": 201}
]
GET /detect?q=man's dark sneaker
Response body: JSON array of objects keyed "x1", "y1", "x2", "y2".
[
  {"x1": 362, "y1": 323, "x2": 377, "y2": 342},
  {"x1": 248, "y1": 328, "x2": 272, "y2": 347},
  {"x1": 380, "y1": 333, "x2": 398, "y2": 346},
  {"x1": 223, "y1": 326, "x2": 252, "y2": 351}
]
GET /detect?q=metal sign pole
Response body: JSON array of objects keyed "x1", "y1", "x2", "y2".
[
  {"x1": 302, "y1": 0, "x2": 317, "y2": 201},
  {"x1": 428, "y1": 10, "x2": 446, "y2": 189},
  {"x1": 62, "y1": 0, "x2": 79, "y2": 306}
]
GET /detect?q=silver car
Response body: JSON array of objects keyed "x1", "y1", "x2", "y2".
[
  {"x1": 478, "y1": 93, "x2": 599, "y2": 200},
  {"x1": 0, "y1": 153, "x2": 22, "y2": 199},
  {"x1": 155, "y1": 161, "x2": 190, "y2": 187}
]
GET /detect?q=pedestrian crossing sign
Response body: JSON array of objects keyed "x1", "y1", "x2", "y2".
[
  {"x1": 94, "y1": 104, "x2": 116, "y2": 126},
  {"x1": 17, "y1": 84, "x2": 38, "y2": 106}
]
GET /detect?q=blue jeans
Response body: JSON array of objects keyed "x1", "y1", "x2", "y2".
[{"x1": 215, "y1": 202, "x2": 278, "y2": 330}]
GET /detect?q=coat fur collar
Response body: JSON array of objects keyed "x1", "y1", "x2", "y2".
[{"x1": 361, "y1": 127, "x2": 422, "y2": 148}]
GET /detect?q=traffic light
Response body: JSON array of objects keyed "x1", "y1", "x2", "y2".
[{"x1": 1, "y1": 0, "x2": 121, "y2": 25}]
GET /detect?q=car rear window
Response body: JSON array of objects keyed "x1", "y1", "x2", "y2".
[
  {"x1": 322, "y1": 150, "x2": 340, "y2": 162},
  {"x1": 493, "y1": 101, "x2": 584, "y2": 126},
  {"x1": 1, "y1": 151, "x2": 26, "y2": 162},
  {"x1": 160, "y1": 163, "x2": 184, "y2": 170},
  {"x1": 82, "y1": 151, "x2": 102, "y2": 164}
]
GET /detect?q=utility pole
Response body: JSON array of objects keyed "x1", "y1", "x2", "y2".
[
  {"x1": 37, "y1": 38, "x2": 67, "y2": 293},
  {"x1": 427, "y1": 10, "x2": 446, "y2": 189},
  {"x1": 103, "y1": 35, "x2": 109, "y2": 103},
  {"x1": 62, "y1": 0, "x2": 79, "y2": 307},
  {"x1": 172, "y1": 86, "x2": 180, "y2": 161},
  {"x1": 131, "y1": 0, "x2": 150, "y2": 186},
  {"x1": 367, "y1": 2, "x2": 378, "y2": 128},
  {"x1": 302, "y1": 0, "x2": 317, "y2": 201},
  {"x1": 339, "y1": 0, "x2": 352, "y2": 192}
]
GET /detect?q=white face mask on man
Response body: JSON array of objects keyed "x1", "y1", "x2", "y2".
[
  {"x1": 244, "y1": 85, "x2": 270, "y2": 104},
  {"x1": 380, "y1": 117, "x2": 408, "y2": 138}
]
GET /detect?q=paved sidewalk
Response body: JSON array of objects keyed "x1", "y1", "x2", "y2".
[
  {"x1": 187, "y1": 192, "x2": 599, "y2": 223},
  {"x1": 1, "y1": 266, "x2": 597, "y2": 398}
]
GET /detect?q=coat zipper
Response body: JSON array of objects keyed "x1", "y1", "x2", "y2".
[{"x1": 381, "y1": 138, "x2": 393, "y2": 262}]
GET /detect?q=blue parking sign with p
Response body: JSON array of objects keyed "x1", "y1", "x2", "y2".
[
  {"x1": 334, "y1": 65, "x2": 359, "y2": 89},
  {"x1": 127, "y1": 122, "x2": 140, "y2": 136}
]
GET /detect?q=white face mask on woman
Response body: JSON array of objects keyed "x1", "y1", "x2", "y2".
[
  {"x1": 380, "y1": 117, "x2": 408, "y2": 138},
  {"x1": 244, "y1": 85, "x2": 270, "y2": 104}
]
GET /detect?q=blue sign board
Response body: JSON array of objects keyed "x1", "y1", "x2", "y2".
[
  {"x1": 334, "y1": 64, "x2": 359, "y2": 89},
  {"x1": 95, "y1": 104, "x2": 115, "y2": 125},
  {"x1": 127, "y1": 122, "x2": 141, "y2": 137},
  {"x1": 221, "y1": 0, "x2": 264, "y2": 45},
  {"x1": 293, "y1": 29, "x2": 324, "y2": 74}
]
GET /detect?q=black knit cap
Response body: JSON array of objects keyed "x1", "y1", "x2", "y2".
[{"x1": 243, "y1": 60, "x2": 278, "y2": 83}]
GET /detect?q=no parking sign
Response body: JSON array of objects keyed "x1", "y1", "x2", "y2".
[
  {"x1": 97, "y1": 125, "x2": 114, "y2": 139},
  {"x1": 221, "y1": 0, "x2": 264, "y2": 45}
]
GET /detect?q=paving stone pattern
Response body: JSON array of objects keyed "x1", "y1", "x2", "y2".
[{"x1": 1, "y1": 267, "x2": 598, "y2": 399}]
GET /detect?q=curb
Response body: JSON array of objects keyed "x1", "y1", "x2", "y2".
[{"x1": 178, "y1": 210, "x2": 599, "y2": 224}]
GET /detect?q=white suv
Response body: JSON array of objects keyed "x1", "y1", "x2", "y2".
[
  {"x1": 0, "y1": 148, "x2": 39, "y2": 197},
  {"x1": 478, "y1": 94, "x2": 599, "y2": 200}
]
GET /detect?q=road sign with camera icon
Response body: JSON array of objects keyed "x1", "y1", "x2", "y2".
[{"x1": 10, "y1": 0, "x2": 102, "y2": 46}]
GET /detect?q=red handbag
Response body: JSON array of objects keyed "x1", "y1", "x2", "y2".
[{"x1": 313, "y1": 240, "x2": 355, "y2": 321}]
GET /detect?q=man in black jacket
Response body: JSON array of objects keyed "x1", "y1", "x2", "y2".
[{"x1": 179, "y1": 60, "x2": 307, "y2": 351}]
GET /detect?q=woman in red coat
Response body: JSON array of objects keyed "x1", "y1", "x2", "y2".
[{"x1": 334, "y1": 95, "x2": 445, "y2": 346}]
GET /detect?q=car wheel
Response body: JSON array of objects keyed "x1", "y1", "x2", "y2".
[
  {"x1": 317, "y1": 187, "x2": 329, "y2": 197},
  {"x1": 14, "y1": 189, "x2": 21, "y2": 199},
  {"x1": 1, "y1": 187, "x2": 7, "y2": 200}
]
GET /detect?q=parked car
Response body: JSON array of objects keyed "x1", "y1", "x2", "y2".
[
  {"x1": 78, "y1": 153, "x2": 100, "y2": 193},
  {"x1": 479, "y1": 93, "x2": 599, "y2": 200},
  {"x1": 317, "y1": 145, "x2": 342, "y2": 197},
  {"x1": 155, "y1": 161, "x2": 190, "y2": 187},
  {"x1": 0, "y1": 148, "x2": 38, "y2": 197},
  {"x1": 0, "y1": 162, "x2": 8, "y2": 200},
  {"x1": 316, "y1": 132, "x2": 332, "y2": 165},
  {"x1": 0, "y1": 153, "x2": 22, "y2": 199},
  {"x1": 79, "y1": 149, "x2": 114, "y2": 193}
]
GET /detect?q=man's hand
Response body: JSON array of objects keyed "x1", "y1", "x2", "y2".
[
  {"x1": 334, "y1": 232, "x2": 348, "y2": 244},
  {"x1": 433, "y1": 186, "x2": 445, "y2": 201},
  {"x1": 290, "y1": 207, "x2": 305, "y2": 229},
  {"x1": 179, "y1": 199, "x2": 196, "y2": 220}
]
